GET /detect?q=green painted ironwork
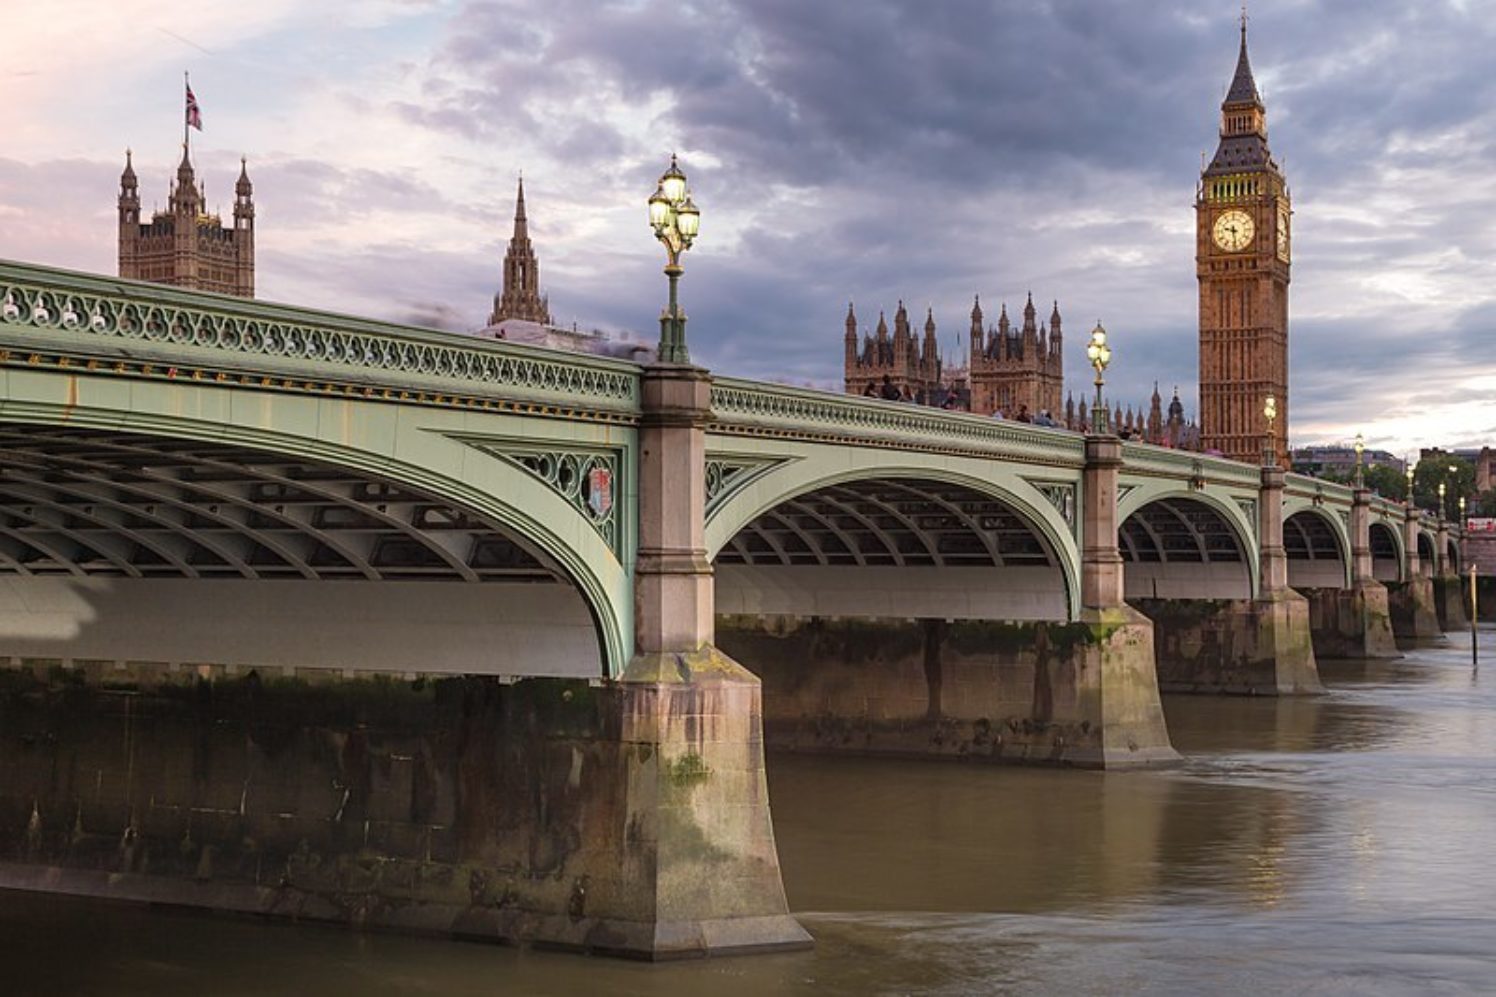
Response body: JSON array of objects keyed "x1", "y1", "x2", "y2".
[
  {"x1": 710, "y1": 376, "x2": 1087, "y2": 465},
  {"x1": 0, "y1": 260, "x2": 641, "y2": 416},
  {"x1": 463, "y1": 441, "x2": 623, "y2": 554}
]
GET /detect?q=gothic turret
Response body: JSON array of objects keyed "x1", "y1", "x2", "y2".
[
  {"x1": 232, "y1": 158, "x2": 256, "y2": 297},
  {"x1": 844, "y1": 302, "x2": 858, "y2": 366},
  {"x1": 169, "y1": 145, "x2": 200, "y2": 216},
  {"x1": 117, "y1": 139, "x2": 255, "y2": 297},
  {"x1": 1021, "y1": 292, "x2": 1038, "y2": 358},
  {"x1": 489, "y1": 176, "x2": 553, "y2": 326},
  {"x1": 969, "y1": 296, "x2": 984, "y2": 358}
]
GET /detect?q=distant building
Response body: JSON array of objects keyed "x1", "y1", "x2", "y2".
[
  {"x1": 843, "y1": 301, "x2": 945, "y2": 404},
  {"x1": 1420, "y1": 447, "x2": 1494, "y2": 492},
  {"x1": 1294, "y1": 446, "x2": 1405, "y2": 477},
  {"x1": 488, "y1": 178, "x2": 552, "y2": 327},
  {"x1": 966, "y1": 294, "x2": 1063, "y2": 418},
  {"x1": 117, "y1": 147, "x2": 255, "y2": 297},
  {"x1": 1197, "y1": 18, "x2": 1291, "y2": 466},
  {"x1": 1061, "y1": 382, "x2": 1200, "y2": 449},
  {"x1": 475, "y1": 180, "x2": 651, "y2": 363},
  {"x1": 841, "y1": 293, "x2": 1061, "y2": 416}
]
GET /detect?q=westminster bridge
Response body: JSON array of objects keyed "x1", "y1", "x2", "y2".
[{"x1": 0, "y1": 259, "x2": 1471, "y2": 958}]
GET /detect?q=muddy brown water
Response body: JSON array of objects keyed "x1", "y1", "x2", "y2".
[{"x1": 2, "y1": 628, "x2": 1494, "y2": 995}]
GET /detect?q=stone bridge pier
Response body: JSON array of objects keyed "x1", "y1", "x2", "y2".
[
  {"x1": 1296, "y1": 487, "x2": 1399, "y2": 659},
  {"x1": 1127, "y1": 461, "x2": 1322, "y2": 696},
  {"x1": 1387, "y1": 507, "x2": 1440, "y2": 640},
  {"x1": 1433, "y1": 519, "x2": 1469, "y2": 631}
]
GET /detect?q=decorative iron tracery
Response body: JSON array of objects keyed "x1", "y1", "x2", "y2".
[
  {"x1": 0, "y1": 263, "x2": 640, "y2": 413},
  {"x1": 461, "y1": 442, "x2": 622, "y2": 554}
]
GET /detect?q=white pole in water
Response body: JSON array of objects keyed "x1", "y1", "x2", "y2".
[{"x1": 1472, "y1": 564, "x2": 1479, "y2": 670}]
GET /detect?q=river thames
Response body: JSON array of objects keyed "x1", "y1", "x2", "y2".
[{"x1": 2, "y1": 627, "x2": 1492, "y2": 995}]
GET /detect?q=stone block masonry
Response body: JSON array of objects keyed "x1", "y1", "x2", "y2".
[
  {"x1": 716, "y1": 611, "x2": 1178, "y2": 769},
  {"x1": 1131, "y1": 592, "x2": 1323, "y2": 695},
  {"x1": 1297, "y1": 584, "x2": 1399, "y2": 659},
  {"x1": 1434, "y1": 576, "x2": 1469, "y2": 631},
  {"x1": 1386, "y1": 577, "x2": 1442, "y2": 642},
  {"x1": 0, "y1": 653, "x2": 807, "y2": 959}
]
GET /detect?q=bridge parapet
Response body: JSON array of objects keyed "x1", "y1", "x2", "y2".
[
  {"x1": 1119, "y1": 440, "x2": 1261, "y2": 489},
  {"x1": 0, "y1": 259, "x2": 642, "y2": 421},
  {"x1": 1283, "y1": 472, "x2": 1357, "y2": 509},
  {"x1": 710, "y1": 376, "x2": 1085, "y2": 464}
]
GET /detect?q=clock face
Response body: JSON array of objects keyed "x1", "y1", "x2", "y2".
[
  {"x1": 1213, "y1": 209, "x2": 1255, "y2": 252},
  {"x1": 1276, "y1": 208, "x2": 1290, "y2": 261}
]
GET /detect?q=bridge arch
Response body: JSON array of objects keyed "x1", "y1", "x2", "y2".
[
  {"x1": 1446, "y1": 537, "x2": 1462, "y2": 575},
  {"x1": 1369, "y1": 520, "x2": 1404, "y2": 583},
  {"x1": 707, "y1": 461, "x2": 1079, "y2": 621},
  {"x1": 1117, "y1": 492, "x2": 1257, "y2": 600},
  {"x1": 0, "y1": 389, "x2": 633, "y2": 675},
  {"x1": 1416, "y1": 529, "x2": 1438, "y2": 577},
  {"x1": 1119, "y1": 482, "x2": 1256, "y2": 598},
  {"x1": 1282, "y1": 507, "x2": 1351, "y2": 589}
]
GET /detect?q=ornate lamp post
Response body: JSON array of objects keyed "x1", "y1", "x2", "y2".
[
  {"x1": 1459, "y1": 494, "x2": 1467, "y2": 528},
  {"x1": 1085, "y1": 321, "x2": 1112, "y2": 434},
  {"x1": 647, "y1": 155, "x2": 701, "y2": 364},
  {"x1": 1405, "y1": 458, "x2": 1415, "y2": 504},
  {"x1": 1438, "y1": 481, "x2": 1447, "y2": 521},
  {"x1": 1263, "y1": 394, "x2": 1278, "y2": 465},
  {"x1": 1353, "y1": 432, "x2": 1365, "y2": 488}
]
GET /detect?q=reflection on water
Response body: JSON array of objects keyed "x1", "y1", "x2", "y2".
[{"x1": 2, "y1": 628, "x2": 1494, "y2": 995}]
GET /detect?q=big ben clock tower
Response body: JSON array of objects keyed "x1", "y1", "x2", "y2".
[{"x1": 1197, "y1": 15, "x2": 1291, "y2": 466}]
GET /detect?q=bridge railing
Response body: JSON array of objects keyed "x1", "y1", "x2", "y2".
[
  {"x1": 1119, "y1": 440, "x2": 1262, "y2": 488},
  {"x1": 709, "y1": 376, "x2": 1088, "y2": 465},
  {"x1": 1283, "y1": 471, "x2": 1358, "y2": 510},
  {"x1": 0, "y1": 259, "x2": 642, "y2": 419}
]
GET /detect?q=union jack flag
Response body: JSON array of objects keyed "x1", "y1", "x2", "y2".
[{"x1": 185, "y1": 79, "x2": 203, "y2": 132}]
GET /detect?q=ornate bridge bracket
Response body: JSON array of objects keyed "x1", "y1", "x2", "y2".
[
  {"x1": 1025, "y1": 478, "x2": 1079, "y2": 537},
  {"x1": 459, "y1": 438, "x2": 623, "y2": 555},
  {"x1": 705, "y1": 455, "x2": 792, "y2": 519},
  {"x1": 1236, "y1": 498, "x2": 1259, "y2": 539}
]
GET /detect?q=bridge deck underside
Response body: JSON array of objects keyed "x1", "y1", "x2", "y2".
[
  {"x1": 0, "y1": 426, "x2": 601, "y2": 676},
  {"x1": 1285, "y1": 511, "x2": 1348, "y2": 589},
  {"x1": 715, "y1": 477, "x2": 1067, "y2": 621},
  {"x1": 1120, "y1": 498, "x2": 1250, "y2": 600},
  {"x1": 1370, "y1": 522, "x2": 1401, "y2": 582}
]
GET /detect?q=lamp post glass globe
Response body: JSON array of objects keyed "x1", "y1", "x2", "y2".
[
  {"x1": 647, "y1": 154, "x2": 702, "y2": 365},
  {"x1": 1086, "y1": 322, "x2": 1111, "y2": 434},
  {"x1": 1262, "y1": 394, "x2": 1278, "y2": 465}
]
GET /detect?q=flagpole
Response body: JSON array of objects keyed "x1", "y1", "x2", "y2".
[{"x1": 183, "y1": 71, "x2": 190, "y2": 157}]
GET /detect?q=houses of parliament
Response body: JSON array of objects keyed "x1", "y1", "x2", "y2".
[
  {"x1": 117, "y1": 147, "x2": 255, "y2": 298},
  {"x1": 841, "y1": 16, "x2": 1289, "y2": 464},
  {"x1": 111, "y1": 18, "x2": 1289, "y2": 464}
]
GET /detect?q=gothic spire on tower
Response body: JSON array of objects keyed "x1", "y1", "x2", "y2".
[
  {"x1": 1227, "y1": 6, "x2": 1262, "y2": 106},
  {"x1": 489, "y1": 175, "x2": 552, "y2": 327}
]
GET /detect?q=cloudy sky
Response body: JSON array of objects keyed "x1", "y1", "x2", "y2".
[{"x1": 2, "y1": 0, "x2": 1494, "y2": 456}]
